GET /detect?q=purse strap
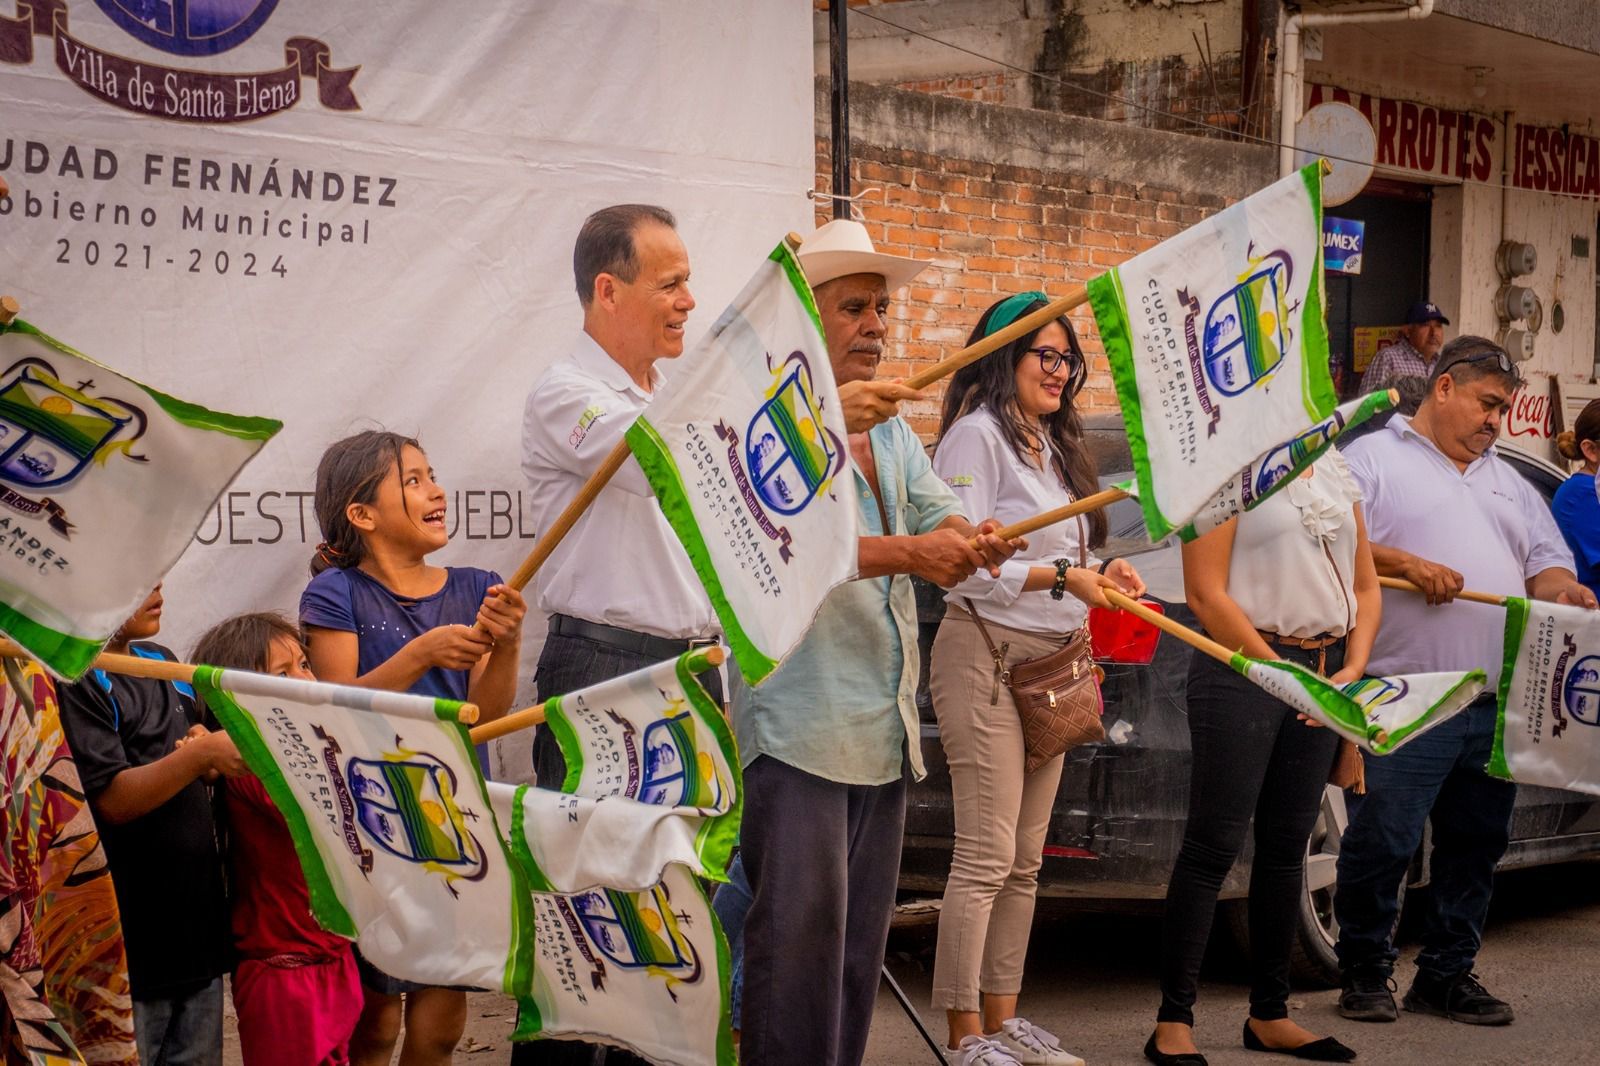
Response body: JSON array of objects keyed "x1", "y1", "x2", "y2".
[
  {"x1": 963, "y1": 597, "x2": 1004, "y2": 662},
  {"x1": 966, "y1": 509, "x2": 1090, "y2": 654}
]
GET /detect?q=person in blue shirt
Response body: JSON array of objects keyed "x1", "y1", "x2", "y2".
[
  {"x1": 300, "y1": 429, "x2": 525, "y2": 1066},
  {"x1": 1554, "y1": 398, "x2": 1600, "y2": 601}
]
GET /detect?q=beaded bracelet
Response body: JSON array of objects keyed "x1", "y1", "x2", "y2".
[{"x1": 1049, "y1": 557, "x2": 1071, "y2": 600}]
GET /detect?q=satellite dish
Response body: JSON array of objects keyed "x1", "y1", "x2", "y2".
[{"x1": 1295, "y1": 102, "x2": 1377, "y2": 206}]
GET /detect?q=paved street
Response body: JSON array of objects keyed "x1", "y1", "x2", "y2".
[
  {"x1": 861, "y1": 861, "x2": 1600, "y2": 1066},
  {"x1": 219, "y1": 860, "x2": 1600, "y2": 1063}
]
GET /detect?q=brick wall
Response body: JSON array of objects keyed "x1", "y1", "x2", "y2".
[
  {"x1": 812, "y1": 131, "x2": 1230, "y2": 440},
  {"x1": 894, "y1": 71, "x2": 1017, "y2": 106}
]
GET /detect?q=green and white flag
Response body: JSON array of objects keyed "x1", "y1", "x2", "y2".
[
  {"x1": 626, "y1": 242, "x2": 857, "y2": 685},
  {"x1": 1490, "y1": 597, "x2": 1600, "y2": 793},
  {"x1": 1174, "y1": 389, "x2": 1395, "y2": 541},
  {"x1": 0, "y1": 321, "x2": 280, "y2": 679},
  {"x1": 194, "y1": 668, "x2": 533, "y2": 994},
  {"x1": 489, "y1": 646, "x2": 740, "y2": 893},
  {"x1": 1232, "y1": 654, "x2": 1487, "y2": 755},
  {"x1": 516, "y1": 864, "x2": 733, "y2": 1066},
  {"x1": 1087, "y1": 163, "x2": 1337, "y2": 541}
]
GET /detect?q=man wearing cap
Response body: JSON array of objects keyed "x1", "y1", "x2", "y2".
[
  {"x1": 732, "y1": 220, "x2": 1021, "y2": 1066},
  {"x1": 1362, "y1": 302, "x2": 1449, "y2": 394},
  {"x1": 1334, "y1": 336, "x2": 1597, "y2": 1029}
]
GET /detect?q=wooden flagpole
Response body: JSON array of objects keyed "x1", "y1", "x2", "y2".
[
  {"x1": 0, "y1": 296, "x2": 19, "y2": 326},
  {"x1": 1378, "y1": 576, "x2": 1507, "y2": 607},
  {"x1": 980, "y1": 486, "x2": 1130, "y2": 544},
  {"x1": 467, "y1": 644, "x2": 725, "y2": 745},
  {"x1": 0, "y1": 639, "x2": 482, "y2": 724},
  {"x1": 1102, "y1": 589, "x2": 1236, "y2": 666},
  {"x1": 903, "y1": 286, "x2": 1090, "y2": 390}
]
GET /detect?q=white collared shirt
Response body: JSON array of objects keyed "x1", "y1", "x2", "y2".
[
  {"x1": 520, "y1": 333, "x2": 716, "y2": 639},
  {"x1": 1344, "y1": 416, "x2": 1573, "y2": 685},
  {"x1": 931, "y1": 408, "x2": 1098, "y2": 635},
  {"x1": 1228, "y1": 453, "x2": 1363, "y2": 640}
]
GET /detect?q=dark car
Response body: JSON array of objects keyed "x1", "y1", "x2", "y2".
[{"x1": 900, "y1": 426, "x2": 1600, "y2": 985}]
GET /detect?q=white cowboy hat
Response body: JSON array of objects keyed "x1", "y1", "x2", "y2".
[{"x1": 796, "y1": 219, "x2": 933, "y2": 294}]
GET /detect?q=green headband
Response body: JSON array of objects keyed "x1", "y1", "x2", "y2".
[{"x1": 980, "y1": 290, "x2": 1049, "y2": 339}]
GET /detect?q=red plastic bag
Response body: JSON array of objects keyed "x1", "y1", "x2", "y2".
[{"x1": 1089, "y1": 600, "x2": 1164, "y2": 664}]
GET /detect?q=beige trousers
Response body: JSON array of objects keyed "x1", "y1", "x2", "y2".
[{"x1": 928, "y1": 604, "x2": 1067, "y2": 1012}]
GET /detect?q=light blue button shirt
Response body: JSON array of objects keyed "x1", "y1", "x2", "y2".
[{"x1": 730, "y1": 416, "x2": 963, "y2": 786}]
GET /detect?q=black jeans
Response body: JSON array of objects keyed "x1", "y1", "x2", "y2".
[
  {"x1": 511, "y1": 625, "x2": 724, "y2": 1066},
  {"x1": 1333, "y1": 693, "x2": 1513, "y2": 978},
  {"x1": 738, "y1": 755, "x2": 907, "y2": 1066},
  {"x1": 1157, "y1": 641, "x2": 1343, "y2": 1026}
]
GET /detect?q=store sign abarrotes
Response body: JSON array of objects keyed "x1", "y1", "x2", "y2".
[
  {"x1": 1308, "y1": 83, "x2": 1600, "y2": 201},
  {"x1": 1323, "y1": 216, "x2": 1363, "y2": 275}
]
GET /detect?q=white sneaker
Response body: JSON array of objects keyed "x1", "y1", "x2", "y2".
[
  {"x1": 993, "y1": 1017, "x2": 1085, "y2": 1066},
  {"x1": 944, "y1": 1034, "x2": 1024, "y2": 1066}
]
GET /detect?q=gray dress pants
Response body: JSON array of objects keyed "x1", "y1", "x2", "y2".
[{"x1": 738, "y1": 754, "x2": 908, "y2": 1066}]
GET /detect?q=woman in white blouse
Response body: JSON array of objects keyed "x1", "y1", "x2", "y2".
[
  {"x1": 929, "y1": 291, "x2": 1145, "y2": 1066},
  {"x1": 1144, "y1": 453, "x2": 1379, "y2": 1066}
]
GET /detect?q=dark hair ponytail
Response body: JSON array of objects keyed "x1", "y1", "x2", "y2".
[
  {"x1": 937, "y1": 298, "x2": 1107, "y2": 548},
  {"x1": 309, "y1": 430, "x2": 420, "y2": 576}
]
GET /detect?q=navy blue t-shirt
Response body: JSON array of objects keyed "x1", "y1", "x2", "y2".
[{"x1": 299, "y1": 565, "x2": 501, "y2": 703}]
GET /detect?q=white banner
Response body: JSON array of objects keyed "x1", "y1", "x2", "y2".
[{"x1": 0, "y1": 1, "x2": 814, "y2": 705}]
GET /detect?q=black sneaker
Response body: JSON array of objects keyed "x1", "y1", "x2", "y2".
[
  {"x1": 1339, "y1": 968, "x2": 1398, "y2": 1022},
  {"x1": 1403, "y1": 970, "x2": 1515, "y2": 1026}
]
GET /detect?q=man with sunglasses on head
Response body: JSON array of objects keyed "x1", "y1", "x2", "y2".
[{"x1": 1333, "y1": 336, "x2": 1597, "y2": 1029}]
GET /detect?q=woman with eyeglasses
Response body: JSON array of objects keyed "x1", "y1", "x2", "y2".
[{"x1": 928, "y1": 292, "x2": 1145, "y2": 1066}]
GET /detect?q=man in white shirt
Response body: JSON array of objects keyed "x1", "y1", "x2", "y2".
[
  {"x1": 518, "y1": 202, "x2": 710, "y2": 1066},
  {"x1": 1334, "y1": 337, "x2": 1597, "y2": 1029},
  {"x1": 519, "y1": 206, "x2": 926, "y2": 1066}
]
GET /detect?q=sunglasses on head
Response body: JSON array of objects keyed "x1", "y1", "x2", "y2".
[{"x1": 1440, "y1": 348, "x2": 1514, "y2": 376}]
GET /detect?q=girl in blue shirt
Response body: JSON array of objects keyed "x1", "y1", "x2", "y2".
[
  {"x1": 1554, "y1": 399, "x2": 1600, "y2": 602},
  {"x1": 299, "y1": 429, "x2": 524, "y2": 1066}
]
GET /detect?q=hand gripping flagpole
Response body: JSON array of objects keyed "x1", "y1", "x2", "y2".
[
  {"x1": 1377, "y1": 576, "x2": 1508, "y2": 607},
  {"x1": 0, "y1": 638, "x2": 483, "y2": 722},
  {"x1": 971, "y1": 486, "x2": 1132, "y2": 547}
]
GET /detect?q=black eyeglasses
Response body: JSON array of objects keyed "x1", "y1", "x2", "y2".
[{"x1": 1026, "y1": 346, "x2": 1083, "y2": 376}]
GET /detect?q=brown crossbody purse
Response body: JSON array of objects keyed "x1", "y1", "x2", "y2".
[{"x1": 964, "y1": 516, "x2": 1104, "y2": 773}]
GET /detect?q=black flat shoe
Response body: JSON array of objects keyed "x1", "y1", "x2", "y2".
[
  {"x1": 1144, "y1": 1033, "x2": 1208, "y2": 1066},
  {"x1": 1242, "y1": 1020, "x2": 1357, "y2": 1062}
]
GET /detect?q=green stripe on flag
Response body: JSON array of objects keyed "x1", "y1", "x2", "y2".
[
  {"x1": 1489, "y1": 596, "x2": 1530, "y2": 780},
  {"x1": 625, "y1": 417, "x2": 780, "y2": 682},
  {"x1": 545, "y1": 696, "x2": 588, "y2": 795},
  {"x1": 193, "y1": 665, "x2": 358, "y2": 939},
  {"x1": 1, "y1": 320, "x2": 283, "y2": 441},
  {"x1": 1088, "y1": 268, "x2": 1173, "y2": 539},
  {"x1": 434, "y1": 713, "x2": 536, "y2": 997},
  {"x1": 0, "y1": 602, "x2": 104, "y2": 680},
  {"x1": 1373, "y1": 669, "x2": 1485, "y2": 755},
  {"x1": 676, "y1": 652, "x2": 742, "y2": 882},
  {"x1": 505, "y1": 783, "x2": 558, "y2": 894},
  {"x1": 1296, "y1": 162, "x2": 1337, "y2": 421},
  {"x1": 769, "y1": 241, "x2": 826, "y2": 341}
]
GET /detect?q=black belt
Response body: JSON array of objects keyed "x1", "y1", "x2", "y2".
[{"x1": 548, "y1": 613, "x2": 717, "y2": 662}]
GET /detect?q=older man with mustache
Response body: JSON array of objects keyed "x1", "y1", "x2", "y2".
[{"x1": 731, "y1": 220, "x2": 1022, "y2": 1066}]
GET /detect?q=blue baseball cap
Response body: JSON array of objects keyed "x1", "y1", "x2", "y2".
[{"x1": 1405, "y1": 301, "x2": 1450, "y2": 325}]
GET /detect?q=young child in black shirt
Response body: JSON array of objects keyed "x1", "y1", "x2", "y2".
[{"x1": 58, "y1": 585, "x2": 246, "y2": 1065}]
